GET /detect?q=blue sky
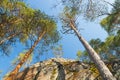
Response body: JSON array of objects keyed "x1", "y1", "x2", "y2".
[
  {"x1": 25, "y1": 0, "x2": 109, "y2": 58},
  {"x1": 0, "y1": 0, "x2": 114, "y2": 79}
]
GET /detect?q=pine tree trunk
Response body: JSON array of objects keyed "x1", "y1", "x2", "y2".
[
  {"x1": 70, "y1": 21, "x2": 116, "y2": 80},
  {"x1": 4, "y1": 31, "x2": 46, "y2": 80}
]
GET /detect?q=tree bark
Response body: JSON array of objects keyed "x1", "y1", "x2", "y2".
[
  {"x1": 69, "y1": 21, "x2": 116, "y2": 80},
  {"x1": 4, "y1": 31, "x2": 46, "y2": 80}
]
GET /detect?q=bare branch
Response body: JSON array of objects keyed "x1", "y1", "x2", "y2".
[{"x1": 102, "y1": 0, "x2": 117, "y2": 9}]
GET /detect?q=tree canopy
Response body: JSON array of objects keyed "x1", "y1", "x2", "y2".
[{"x1": 0, "y1": 0, "x2": 60, "y2": 80}]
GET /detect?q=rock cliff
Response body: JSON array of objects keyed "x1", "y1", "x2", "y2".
[{"x1": 14, "y1": 58, "x2": 120, "y2": 80}]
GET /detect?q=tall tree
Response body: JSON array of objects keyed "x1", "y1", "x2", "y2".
[
  {"x1": 80, "y1": 0, "x2": 120, "y2": 60},
  {"x1": 4, "y1": 9, "x2": 60, "y2": 80},
  {"x1": 0, "y1": 0, "x2": 60, "y2": 79},
  {"x1": 60, "y1": 0, "x2": 116, "y2": 80}
]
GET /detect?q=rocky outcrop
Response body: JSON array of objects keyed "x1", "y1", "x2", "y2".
[{"x1": 14, "y1": 58, "x2": 120, "y2": 80}]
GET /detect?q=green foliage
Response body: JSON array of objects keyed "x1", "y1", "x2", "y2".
[
  {"x1": 112, "y1": 0, "x2": 120, "y2": 13},
  {"x1": 0, "y1": 0, "x2": 30, "y2": 54},
  {"x1": 100, "y1": 16, "x2": 111, "y2": 32},
  {"x1": 76, "y1": 50, "x2": 82, "y2": 57},
  {"x1": 88, "y1": 36, "x2": 120, "y2": 60},
  {"x1": 90, "y1": 0, "x2": 120, "y2": 58},
  {"x1": 0, "y1": 1, "x2": 60, "y2": 78},
  {"x1": 97, "y1": 0, "x2": 120, "y2": 60},
  {"x1": 105, "y1": 36, "x2": 115, "y2": 46},
  {"x1": 0, "y1": 0, "x2": 60, "y2": 56},
  {"x1": 89, "y1": 63, "x2": 116, "y2": 80},
  {"x1": 79, "y1": 33, "x2": 120, "y2": 61},
  {"x1": 89, "y1": 39, "x2": 102, "y2": 53},
  {"x1": 100, "y1": 0, "x2": 120, "y2": 35},
  {"x1": 76, "y1": 50, "x2": 90, "y2": 62},
  {"x1": 100, "y1": 15, "x2": 119, "y2": 34},
  {"x1": 76, "y1": 50, "x2": 82, "y2": 60}
]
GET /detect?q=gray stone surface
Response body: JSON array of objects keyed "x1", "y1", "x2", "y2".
[{"x1": 14, "y1": 58, "x2": 120, "y2": 80}]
